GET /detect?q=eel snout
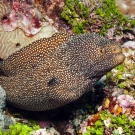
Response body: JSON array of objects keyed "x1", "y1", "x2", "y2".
[{"x1": 109, "y1": 45, "x2": 125, "y2": 63}]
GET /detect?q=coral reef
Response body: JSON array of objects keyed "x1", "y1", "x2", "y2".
[
  {"x1": 1, "y1": 0, "x2": 43, "y2": 36},
  {"x1": 0, "y1": 0, "x2": 135, "y2": 134},
  {"x1": 0, "y1": 0, "x2": 57, "y2": 59}
]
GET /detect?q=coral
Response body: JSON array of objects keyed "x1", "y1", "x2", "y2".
[
  {"x1": 103, "y1": 93, "x2": 135, "y2": 116},
  {"x1": 1, "y1": 0, "x2": 43, "y2": 36},
  {"x1": 0, "y1": 117, "x2": 60, "y2": 135},
  {"x1": 61, "y1": 0, "x2": 90, "y2": 34},
  {"x1": 42, "y1": 0, "x2": 66, "y2": 31},
  {"x1": 0, "y1": 1, "x2": 57, "y2": 59},
  {"x1": 115, "y1": 0, "x2": 129, "y2": 16}
]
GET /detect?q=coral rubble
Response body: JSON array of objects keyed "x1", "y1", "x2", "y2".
[{"x1": 115, "y1": 0, "x2": 135, "y2": 17}]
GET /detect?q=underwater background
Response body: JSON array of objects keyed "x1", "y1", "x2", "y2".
[{"x1": 0, "y1": 0, "x2": 134, "y2": 135}]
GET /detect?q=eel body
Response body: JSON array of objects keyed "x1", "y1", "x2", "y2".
[{"x1": 0, "y1": 32, "x2": 125, "y2": 111}]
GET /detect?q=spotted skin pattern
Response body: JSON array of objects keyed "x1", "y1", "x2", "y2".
[{"x1": 0, "y1": 33, "x2": 125, "y2": 111}]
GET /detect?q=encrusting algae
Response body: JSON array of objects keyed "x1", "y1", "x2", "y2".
[{"x1": 0, "y1": 32, "x2": 125, "y2": 111}]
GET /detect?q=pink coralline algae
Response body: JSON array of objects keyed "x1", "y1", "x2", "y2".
[
  {"x1": 117, "y1": 95, "x2": 135, "y2": 108},
  {"x1": 1, "y1": 0, "x2": 43, "y2": 36},
  {"x1": 116, "y1": 95, "x2": 135, "y2": 115},
  {"x1": 104, "y1": 91, "x2": 135, "y2": 116}
]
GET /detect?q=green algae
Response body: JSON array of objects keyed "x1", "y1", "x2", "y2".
[
  {"x1": 0, "y1": 122, "x2": 39, "y2": 135},
  {"x1": 95, "y1": 0, "x2": 129, "y2": 35},
  {"x1": 61, "y1": 0, "x2": 135, "y2": 36},
  {"x1": 83, "y1": 110, "x2": 135, "y2": 135},
  {"x1": 61, "y1": 0, "x2": 90, "y2": 34}
]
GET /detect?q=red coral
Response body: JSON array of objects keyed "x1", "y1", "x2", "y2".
[{"x1": 1, "y1": 0, "x2": 43, "y2": 36}]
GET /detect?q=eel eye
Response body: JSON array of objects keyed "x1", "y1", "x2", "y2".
[{"x1": 98, "y1": 48, "x2": 105, "y2": 54}]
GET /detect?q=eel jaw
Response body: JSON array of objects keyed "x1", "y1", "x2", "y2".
[{"x1": 89, "y1": 53, "x2": 125, "y2": 79}]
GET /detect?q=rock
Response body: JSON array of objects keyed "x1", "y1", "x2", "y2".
[
  {"x1": 0, "y1": 86, "x2": 14, "y2": 129},
  {"x1": 0, "y1": 110, "x2": 14, "y2": 129},
  {"x1": 0, "y1": 86, "x2": 6, "y2": 109}
]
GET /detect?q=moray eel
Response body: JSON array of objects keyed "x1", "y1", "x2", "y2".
[{"x1": 0, "y1": 32, "x2": 125, "y2": 111}]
